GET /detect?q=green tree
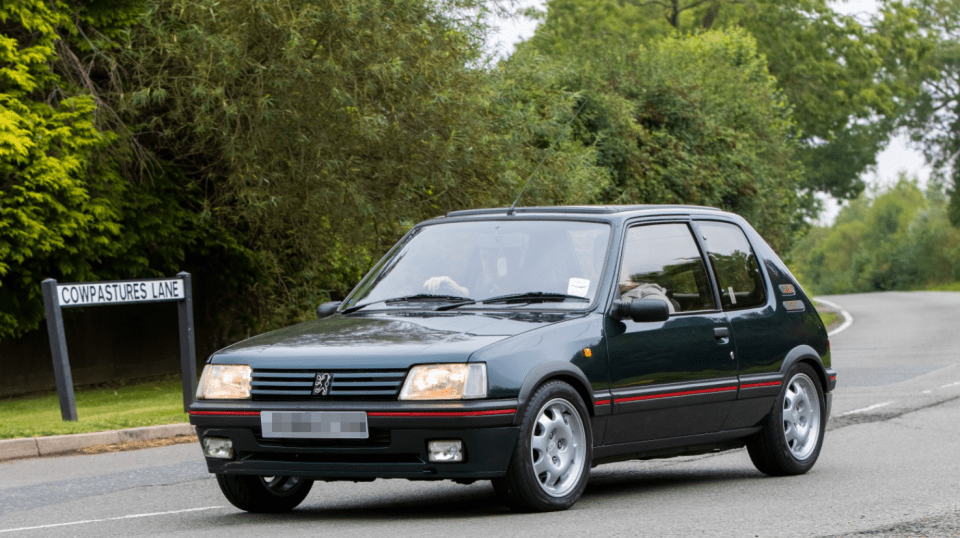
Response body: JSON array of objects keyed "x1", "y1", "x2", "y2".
[
  {"x1": 1, "y1": 0, "x2": 256, "y2": 345},
  {"x1": 790, "y1": 177, "x2": 960, "y2": 294},
  {"x1": 1, "y1": 0, "x2": 134, "y2": 338},
  {"x1": 902, "y1": 0, "x2": 960, "y2": 226},
  {"x1": 114, "y1": 0, "x2": 548, "y2": 330},
  {"x1": 0, "y1": 0, "x2": 820, "y2": 343},
  {"x1": 524, "y1": 0, "x2": 933, "y2": 201},
  {"x1": 499, "y1": 30, "x2": 803, "y2": 250}
]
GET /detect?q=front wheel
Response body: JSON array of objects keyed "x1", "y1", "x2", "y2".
[
  {"x1": 216, "y1": 474, "x2": 313, "y2": 512},
  {"x1": 492, "y1": 381, "x2": 592, "y2": 512},
  {"x1": 747, "y1": 363, "x2": 826, "y2": 476}
]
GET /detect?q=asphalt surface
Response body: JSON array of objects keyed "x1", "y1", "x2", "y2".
[{"x1": 1, "y1": 291, "x2": 958, "y2": 537}]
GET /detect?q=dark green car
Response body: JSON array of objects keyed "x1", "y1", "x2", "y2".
[{"x1": 189, "y1": 205, "x2": 835, "y2": 512}]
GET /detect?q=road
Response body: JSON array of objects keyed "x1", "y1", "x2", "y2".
[{"x1": 1, "y1": 291, "x2": 959, "y2": 537}]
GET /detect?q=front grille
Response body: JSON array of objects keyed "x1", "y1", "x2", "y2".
[{"x1": 251, "y1": 369, "x2": 407, "y2": 401}]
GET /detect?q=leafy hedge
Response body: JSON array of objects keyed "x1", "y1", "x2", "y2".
[
  {"x1": 791, "y1": 178, "x2": 960, "y2": 295},
  {"x1": 1, "y1": 0, "x2": 835, "y2": 346},
  {"x1": 1, "y1": 0, "x2": 130, "y2": 339}
]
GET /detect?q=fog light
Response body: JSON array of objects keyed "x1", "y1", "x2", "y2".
[
  {"x1": 203, "y1": 437, "x2": 234, "y2": 459},
  {"x1": 428, "y1": 440, "x2": 464, "y2": 462}
]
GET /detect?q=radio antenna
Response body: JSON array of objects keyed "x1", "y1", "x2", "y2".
[{"x1": 507, "y1": 98, "x2": 588, "y2": 216}]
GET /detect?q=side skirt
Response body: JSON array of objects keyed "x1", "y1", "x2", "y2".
[{"x1": 591, "y1": 427, "x2": 761, "y2": 466}]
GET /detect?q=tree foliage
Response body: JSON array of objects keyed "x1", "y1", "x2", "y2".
[
  {"x1": 0, "y1": 0, "x2": 254, "y2": 342},
  {"x1": 502, "y1": 30, "x2": 803, "y2": 250},
  {"x1": 488, "y1": 29, "x2": 804, "y2": 252},
  {"x1": 0, "y1": 0, "x2": 133, "y2": 338},
  {"x1": 524, "y1": 0, "x2": 933, "y2": 201},
  {"x1": 902, "y1": 0, "x2": 960, "y2": 226},
  {"x1": 790, "y1": 177, "x2": 960, "y2": 295},
  {"x1": 1, "y1": 0, "x2": 829, "y2": 345},
  {"x1": 115, "y1": 0, "x2": 601, "y2": 330}
]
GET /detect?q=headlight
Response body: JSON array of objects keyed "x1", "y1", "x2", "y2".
[
  {"x1": 399, "y1": 363, "x2": 487, "y2": 400},
  {"x1": 196, "y1": 364, "x2": 252, "y2": 399}
]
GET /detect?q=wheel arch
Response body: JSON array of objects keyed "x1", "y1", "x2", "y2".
[
  {"x1": 781, "y1": 345, "x2": 829, "y2": 392},
  {"x1": 514, "y1": 362, "x2": 595, "y2": 425}
]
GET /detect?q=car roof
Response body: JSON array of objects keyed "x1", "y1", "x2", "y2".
[{"x1": 443, "y1": 205, "x2": 726, "y2": 222}]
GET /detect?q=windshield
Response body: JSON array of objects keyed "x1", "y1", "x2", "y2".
[{"x1": 343, "y1": 220, "x2": 612, "y2": 310}]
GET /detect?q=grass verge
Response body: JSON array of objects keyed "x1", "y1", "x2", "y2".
[
  {"x1": 0, "y1": 376, "x2": 188, "y2": 440},
  {"x1": 813, "y1": 301, "x2": 841, "y2": 332},
  {"x1": 818, "y1": 310, "x2": 839, "y2": 329},
  {"x1": 928, "y1": 281, "x2": 960, "y2": 292}
]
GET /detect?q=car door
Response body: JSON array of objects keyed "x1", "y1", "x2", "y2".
[
  {"x1": 603, "y1": 221, "x2": 738, "y2": 445},
  {"x1": 693, "y1": 219, "x2": 787, "y2": 429}
]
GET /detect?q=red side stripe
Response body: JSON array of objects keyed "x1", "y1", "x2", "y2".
[
  {"x1": 368, "y1": 409, "x2": 516, "y2": 418},
  {"x1": 740, "y1": 381, "x2": 782, "y2": 389},
  {"x1": 594, "y1": 399, "x2": 611, "y2": 406},
  {"x1": 190, "y1": 411, "x2": 261, "y2": 416},
  {"x1": 614, "y1": 386, "x2": 738, "y2": 403}
]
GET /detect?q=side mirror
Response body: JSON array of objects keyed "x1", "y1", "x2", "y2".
[
  {"x1": 316, "y1": 301, "x2": 342, "y2": 320},
  {"x1": 612, "y1": 299, "x2": 670, "y2": 323}
]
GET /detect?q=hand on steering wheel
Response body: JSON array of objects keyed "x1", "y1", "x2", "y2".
[{"x1": 423, "y1": 276, "x2": 468, "y2": 297}]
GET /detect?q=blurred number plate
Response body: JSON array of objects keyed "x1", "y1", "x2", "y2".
[{"x1": 261, "y1": 411, "x2": 368, "y2": 439}]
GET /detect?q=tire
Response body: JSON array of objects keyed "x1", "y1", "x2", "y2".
[
  {"x1": 747, "y1": 363, "x2": 826, "y2": 476},
  {"x1": 492, "y1": 381, "x2": 592, "y2": 512},
  {"x1": 216, "y1": 474, "x2": 314, "y2": 513}
]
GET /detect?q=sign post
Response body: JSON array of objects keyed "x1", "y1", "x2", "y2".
[
  {"x1": 176, "y1": 272, "x2": 197, "y2": 413},
  {"x1": 41, "y1": 274, "x2": 198, "y2": 421},
  {"x1": 41, "y1": 280, "x2": 78, "y2": 421}
]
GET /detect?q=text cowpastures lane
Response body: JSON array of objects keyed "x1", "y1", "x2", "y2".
[{"x1": 57, "y1": 280, "x2": 184, "y2": 307}]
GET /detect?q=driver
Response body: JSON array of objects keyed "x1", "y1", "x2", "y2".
[
  {"x1": 620, "y1": 280, "x2": 679, "y2": 313},
  {"x1": 423, "y1": 247, "x2": 511, "y2": 297}
]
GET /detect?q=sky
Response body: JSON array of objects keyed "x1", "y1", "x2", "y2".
[{"x1": 485, "y1": 0, "x2": 933, "y2": 225}]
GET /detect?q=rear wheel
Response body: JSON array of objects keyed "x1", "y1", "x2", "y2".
[
  {"x1": 492, "y1": 381, "x2": 591, "y2": 512},
  {"x1": 747, "y1": 363, "x2": 826, "y2": 476},
  {"x1": 216, "y1": 474, "x2": 313, "y2": 512}
]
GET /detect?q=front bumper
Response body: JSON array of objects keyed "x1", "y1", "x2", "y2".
[{"x1": 189, "y1": 399, "x2": 521, "y2": 480}]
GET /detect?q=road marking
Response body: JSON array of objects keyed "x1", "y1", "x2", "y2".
[
  {"x1": 923, "y1": 390, "x2": 932, "y2": 394},
  {"x1": 838, "y1": 401, "x2": 893, "y2": 416},
  {"x1": 940, "y1": 381, "x2": 960, "y2": 389},
  {"x1": 0, "y1": 506, "x2": 224, "y2": 534},
  {"x1": 814, "y1": 298, "x2": 854, "y2": 337}
]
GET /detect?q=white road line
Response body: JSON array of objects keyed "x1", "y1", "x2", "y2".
[
  {"x1": 814, "y1": 298, "x2": 854, "y2": 337},
  {"x1": 838, "y1": 401, "x2": 893, "y2": 416},
  {"x1": 940, "y1": 381, "x2": 960, "y2": 389},
  {"x1": 0, "y1": 506, "x2": 224, "y2": 534}
]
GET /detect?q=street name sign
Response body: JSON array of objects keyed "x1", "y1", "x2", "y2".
[
  {"x1": 57, "y1": 279, "x2": 185, "y2": 307},
  {"x1": 42, "y1": 273, "x2": 197, "y2": 421}
]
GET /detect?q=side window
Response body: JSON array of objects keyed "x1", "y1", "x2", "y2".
[
  {"x1": 698, "y1": 221, "x2": 767, "y2": 310},
  {"x1": 619, "y1": 223, "x2": 715, "y2": 313}
]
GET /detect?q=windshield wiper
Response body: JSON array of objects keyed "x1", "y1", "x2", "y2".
[
  {"x1": 433, "y1": 299, "x2": 478, "y2": 311},
  {"x1": 482, "y1": 292, "x2": 590, "y2": 305},
  {"x1": 342, "y1": 294, "x2": 474, "y2": 314}
]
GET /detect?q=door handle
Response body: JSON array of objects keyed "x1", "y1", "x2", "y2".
[{"x1": 714, "y1": 327, "x2": 731, "y2": 345}]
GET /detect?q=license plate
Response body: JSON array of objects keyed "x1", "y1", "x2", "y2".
[{"x1": 260, "y1": 411, "x2": 369, "y2": 439}]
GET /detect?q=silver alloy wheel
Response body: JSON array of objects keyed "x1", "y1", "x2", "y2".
[
  {"x1": 259, "y1": 476, "x2": 302, "y2": 495},
  {"x1": 782, "y1": 373, "x2": 821, "y2": 460},
  {"x1": 529, "y1": 398, "x2": 586, "y2": 498}
]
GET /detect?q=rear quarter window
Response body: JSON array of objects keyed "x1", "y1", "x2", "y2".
[{"x1": 697, "y1": 221, "x2": 767, "y2": 310}]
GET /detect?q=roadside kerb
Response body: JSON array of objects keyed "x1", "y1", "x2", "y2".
[
  {"x1": 814, "y1": 297, "x2": 854, "y2": 337},
  {"x1": 0, "y1": 423, "x2": 195, "y2": 462}
]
